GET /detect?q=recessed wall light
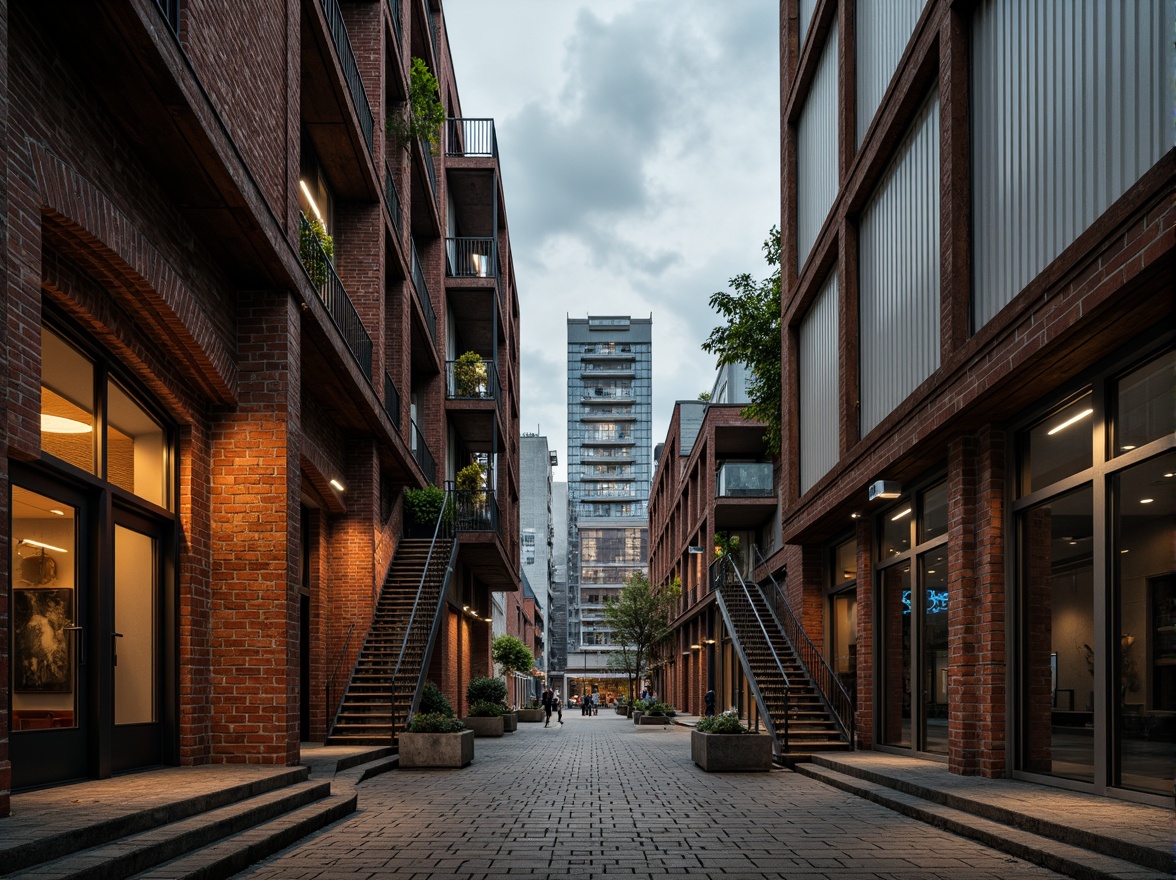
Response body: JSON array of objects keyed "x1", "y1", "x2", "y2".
[
  {"x1": 41, "y1": 414, "x2": 92, "y2": 434},
  {"x1": 329, "y1": 479, "x2": 345, "y2": 492},
  {"x1": 1140, "y1": 498, "x2": 1153, "y2": 504},
  {"x1": 1046, "y1": 408, "x2": 1094, "y2": 436},
  {"x1": 50, "y1": 509, "x2": 65, "y2": 516},
  {"x1": 20, "y1": 538, "x2": 68, "y2": 553},
  {"x1": 1121, "y1": 445, "x2": 1136, "y2": 451}
]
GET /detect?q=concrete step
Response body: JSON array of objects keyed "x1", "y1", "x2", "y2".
[{"x1": 795, "y1": 762, "x2": 1170, "y2": 880}]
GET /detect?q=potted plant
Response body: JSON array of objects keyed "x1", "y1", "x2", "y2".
[
  {"x1": 403, "y1": 485, "x2": 449, "y2": 537},
  {"x1": 452, "y1": 351, "x2": 488, "y2": 397},
  {"x1": 399, "y1": 683, "x2": 473, "y2": 768},
  {"x1": 714, "y1": 532, "x2": 741, "y2": 559},
  {"x1": 691, "y1": 710, "x2": 772, "y2": 772},
  {"x1": 631, "y1": 697, "x2": 650, "y2": 724},
  {"x1": 462, "y1": 677, "x2": 507, "y2": 736},
  {"x1": 638, "y1": 701, "x2": 675, "y2": 725},
  {"x1": 386, "y1": 57, "x2": 447, "y2": 152}
]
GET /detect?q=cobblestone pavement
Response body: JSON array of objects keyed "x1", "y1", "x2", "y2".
[{"x1": 236, "y1": 712, "x2": 1066, "y2": 879}]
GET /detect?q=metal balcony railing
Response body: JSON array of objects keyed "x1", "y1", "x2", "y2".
[
  {"x1": 299, "y1": 214, "x2": 373, "y2": 377},
  {"x1": 410, "y1": 241, "x2": 437, "y2": 345},
  {"x1": 320, "y1": 0, "x2": 374, "y2": 156},
  {"x1": 446, "y1": 358, "x2": 499, "y2": 400},
  {"x1": 445, "y1": 118, "x2": 497, "y2": 158},
  {"x1": 420, "y1": 137, "x2": 439, "y2": 204},
  {"x1": 451, "y1": 488, "x2": 499, "y2": 533},
  {"x1": 384, "y1": 161, "x2": 403, "y2": 235},
  {"x1": 383, "y1": 372, "x2": 401, "y2": 428},
  {"x1": 387, "y1": 0, "x2": 403, "y2": 49},
  {"x1": 154, "y1": 0, "x2": 180, "y2": 33},
  {"x1": 425, "y1": 5, "x2": 439, "y2": 64},
  {"x1": 410, "y1": 419, "x2": 435, "y2": 482},
  {"x1": 445, "y1": 237, "x2": 497, "y2": 277},
  {"x1": 717, "y1": 462, "x2": 774, "y2": 498}
]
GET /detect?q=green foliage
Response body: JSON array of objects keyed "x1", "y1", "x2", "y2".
[
  {"x1": 695, "y1": 710, "x2": 750, "y2": 734},
  {"x1": 417, "y1": 681, "x2": 454, "y2": 717},
  {"x1": 386, "y1": 57, "x2": 446, "y2": 150},
  {"x1": 645, "y1": 701, "x2": 675, "y2": 716},
  {"x1": 466, "y1": 676, "x2": 507, "y2": 705},
  {"x1": 404, "y1": 485, "x2": 448, "y2": 527},
  {"x1": 714, "y1": 532, "x2": 741, "y2": 558},
  {"x1": 453, "y1": 351, "x2": 488, "y2": 397},
  {"x1": 492, "y1": 634, "x2": 534, "y2": 678},
  {"x1": 299, "y1": 217, "x2": 334, "y2": 286},
  {"x1": 455, "y1": 461, "x2": 485, "y2": 494},
  {"x1": 604, "y1": 572, "x2": 681, "y2": 703},
  {"x1": 701, "y1": 227, "x2": 782, "y2": 454},
  {"x1": 409, "y1": 712, "x2": 466, "y2": 733},
  {"x1": 697, "y1": 391, "x2": 712, "y2": 401},
  {"x1": 467, "y1": 699, "x2": 506, "y2": 718},
  {"x1": 632, "y1": 698, "x2": 652, "y2": 711}
]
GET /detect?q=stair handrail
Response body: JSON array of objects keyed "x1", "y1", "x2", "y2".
[
  {"x1": 711, "y1": 552, "x2": 791, "y2": 755},
  {"x1": 404, "y1": 538, "x2": 459, "y2": 725},
  {"x1": 754, "y1": 545, "x2": 856, "y2": 749},
  {"x1": 323, "y1": 621, "x2": 357, "y2": 742},
  {"x1": 389, "y1": 489, "x2": 456, "y2": 739}
]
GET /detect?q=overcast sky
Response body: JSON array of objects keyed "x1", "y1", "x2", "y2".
[{"x1": 444, "y1": 1, "x2": 780, "y2": 481}]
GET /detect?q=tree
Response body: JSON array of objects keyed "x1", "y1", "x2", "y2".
[
  {"x1": 386, "y1": 57, "x2": 447, "y2": 151},
  {"x1": 491, "y1": 634, "x2": 534, "y2": 681},
  {"x1": 701, "y1": 226, "x2": 782, "y2": 454},
  {"x1": 603, "y1": 572, "x2": 681, "y2": 703}
]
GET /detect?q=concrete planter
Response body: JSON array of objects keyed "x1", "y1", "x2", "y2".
[
  {"x1": 399, "y1": 729, "x2": 475, "y2": 768},
  {"x1": 615, "y1": 705, "x2": 630, "y2": 717},
  {"x1": 462, "y1": 715, "x2": 505, "y2": 737},
  {"x1": 632, "y1": 710, "x2": 644, "y2": 724},
  {"x1": 691, "y1": 730, "x2": 772, "y2": 772},
  {"x1": 638, "y1": 714, "x2": 671, "y2": 725},
  {"x1": 502, "y1": 712, "x2": 518, "y2": 733},
  {"x1": 517, "y1": 708, "x2": 545, "y2": 723}
]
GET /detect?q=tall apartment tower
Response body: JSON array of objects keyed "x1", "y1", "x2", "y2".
[
  {"x1": 565, "y1": 316, "x2": 652, "y2": 700},
  {"x1": 520, "y1": 434, "x2": 558, "y2": 673}
]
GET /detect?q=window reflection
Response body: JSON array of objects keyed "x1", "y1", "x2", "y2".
[
  {"x1": 1020, "y1": 393, "x2": 1093, "y2": 496},
  {"x1": 41, "y1": 328, "x2": 95, "y2": 474},
  {"x1": 1114, "y1": 351, "x2": 1174, "y2": 457}
]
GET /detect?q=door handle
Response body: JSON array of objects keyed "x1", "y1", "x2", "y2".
[
  {"x1": 112, "y1": 632, "x2": 123, "y2": 666},
  {"x1": 64, "y1": 625, "x2": 85, "y2": 665}
]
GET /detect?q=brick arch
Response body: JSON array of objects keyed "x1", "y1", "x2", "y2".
[{"x1": 28, "y1": 142, "x2": 238, "y2": 405}]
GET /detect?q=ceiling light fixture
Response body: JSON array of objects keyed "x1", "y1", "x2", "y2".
[
  {"x1": 41, "y1": 414, "x2": 92, "y2": 434},
  {"x1": 869, "y1": 481, "x2": 902, "y2": 500},
  {"x1": 20, "y1": 538, "x2": 68, "y2": 553},
  {"x1": 1140, "y1": 498, "x2": 1153, "y2": 504},
  {"x1": 329, "y1": 479, "x2": 345, "y2": 492},
  {"x1": 890, "y1": 508, "x2": 913, "y2": 521},
  {"x1": 50, "y1": 509, "x2": 65, "y2": 516},
  {"x1": 1046, "y1": 407, "x2": 1093, "y2": 436},
  {"x1": 299, "y1": 180, "x2": 327, "y2": 229}
]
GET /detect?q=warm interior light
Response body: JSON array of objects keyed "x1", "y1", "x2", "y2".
[
  {"x1": 20, "y1": 538, "x2": 68, "y2": 553},
  {"x1": 890, "y1": 508, "x2": 913, "y2": 521},
  {"x1": 50, "y1": 509, "x2": 65, "y2": 516},
  {"x1": 1046, "y1": 407, "x2": 1094, "y2": 436},
  {"x1": 1121, "y1": 445, "x2": 1136, "y2": 451},
  {"x1": 299, "y1": 180, "x2": 326, "y2": 230},
  {"x1": 690, "y1": 644, "x2": 702, "y2": 650},
  {"x1": 41, "y1": 413, "x2": 92, "y2": 434},
  {"x1": 1140, "y1": 498, "x2": 1154, "y2": 504},
  {"x1": 329, "y1": 479, "x2": 345, "y2": 492}
]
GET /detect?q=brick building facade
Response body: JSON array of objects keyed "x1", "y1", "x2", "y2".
[{"x1": 2, "y1": 0, "x2": 520, "y2": 815}]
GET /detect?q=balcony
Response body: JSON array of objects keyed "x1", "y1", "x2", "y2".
[
  {"x1": 446, "y1": 357, "x2": 499, "y2": 401},
  {"x1": 410, "y1": 240, "x2": 437, "y2": 346},
  {"x1": 384, "y1": 161, "x2": 403, "y2": 235},
  {"x1": 452, "y1": 489, "x2": 499, "y2": 533},
  {"x1": 410, "y1": 419, "x2": 435, "y2": 482},
  {"x1": 299, "y1": 214, "x2": 373, "y2": 377},
  {"x1": 420, "y1": 136, "x2": 439, "y2": 205},
  {"x1": 386, "y1": 0, "x2": 403, "y2": 50},
  {"x1": 446, "y1": 118, "x2": 497, "y2": 158},
  {"x1": 445, "y1": 237, "x2": 497, "y2": 277},
  {"x1": 717, "y1": 462, "x2": 774, "y2": 497},
  {"x1": 383, "y1": 372, "x2": 401, "y2": 428},
  {"x1": 320, "y1": 0, "x2": 374, "y2": 156},
  {"x1": 153, "y1": 0, "x2": 179, "y2": 33},
  {"x1": 576, "y1": 485, "x2": 643, "y2": 499}
]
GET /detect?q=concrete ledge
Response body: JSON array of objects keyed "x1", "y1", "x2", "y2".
[
  {"x1": 691, "y1": 730, "x2": 772, "y2": 771},
  {"x1": 516, "y1": 708, "x2": 545, "y2": 723},
  {"x1": 398, "y1": 730, "x2": 475, "y2": 768},
  {"x1": 461, "y1": 716, "x2": 505, "y2": 737},
  {"x1": 638, "y1": 715, "x2": 672, "y2": 725},
  {"x1": 502, "y1": 713, "x2": 518, "y2": 733}
]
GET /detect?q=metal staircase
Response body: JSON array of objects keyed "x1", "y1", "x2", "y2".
[
  {"x1": 326, "y1": 513, "x2": 457, "y2": 745},
  {"x1": 713, "y1": 553, "x2": 852, "y2": 762}
]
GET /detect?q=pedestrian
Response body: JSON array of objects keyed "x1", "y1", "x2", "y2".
[
  {"x1": 541, "y1": 686, "x2": 553, "y2": 727},
  {"x1": 704, "y1": 688, "x2": 716, "y2": 717},
  {"x1": 592, "y1": 692, "x2": 598, "y2": 716},
  {"x1": 581, "y1": 692, "x2": 589, "y2": 716},
  {"x1": 553, "y1": 690, "x2": 563, "y2": 724}
]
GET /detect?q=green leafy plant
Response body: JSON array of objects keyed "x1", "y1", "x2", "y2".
[
  {"x1": 467, "y1": 676, "x2": 507, "y2": 706},
  {"x1": 417, "y1": 681, "x2": 454, "y2": 717},
  {"x1": 299, "y1": 216, "x2": 334, "y2": 287},
  {"x1": 456, "y1": 461, "x2": 485, "y2": 494},
  {"x1": 386, "y1": 57, "x2": 446, "y2": 151},
  {"x1": 603, "y1": 572, "x2": 681, "y2": 704},
  {"x1": 467, "y1": 699, "x2": 506, "y2": 718},
  {"x1": 409, "y1": 712, "x2": 466, "y2": 733},
  {"x1": 695, "y1": 710, "x2": 750, "y2": 734},
  {"x1": 714, "y1": 532, "x2": 741, "y2": 558},
  {"x1": 632, "y1": 698, "x2": 652, "y2": 712},
  {"x1": 492, "y1": 634, "x2": 534, "y2": 681},
  {"x1": 452, "y1": 351, "x2": 488, "y2": 397},
  {"x1": 404, "y1": 485, "x2": 449, "y2": 527},
  {"x1": 645, "y1": 701, "x2": 675, "y2": 717}
]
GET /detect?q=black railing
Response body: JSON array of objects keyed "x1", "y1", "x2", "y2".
[
  {"x1": 755, "y1": 546, "x2": 856, "y2": 749},
  {"x1": 420, "y1": 137, "x2": 439, "y2": 204},
  {"x1": 450, "y1": 488, "x2": 499, "y2": 533},
  {"x1": 425, "y1": 5, "x2": 439, "y2": 64},
  {"x1": 324, "y1": 622, "x2": 356, "y2": 742},
  {"x1": 445, "y1": 237, "x2": 497, "y2": 277},
  {"x1": 410, "y1": 241, "x2": 437, "y2": 345},
  {"x1": 299, "y1": 213, "x2": 373, "y2": 377},
  {"x1": 384, "y1": 372, "x2": 401, "y2": 428},
  {"x1": 445, "y1": 358, "x2": 498, "y2": 400},
  {"x1": 384, "y1": 161, "x2": 403, "y2": 235},
  {"x1": 445, "y1": 118, "x2": 497, "y2": 158},
  {"x1": 387, "y1": 0, "x2": 403, "y2": 49},
  {"x1": 154, "y1": 0, "x2": 180, "y2": 33},
  {"x1": 320, "y1": 0, "x2": 374, "y2": 156},
  {"x1": 410, "y1": 419, "x2": 435, "y2": 482}
]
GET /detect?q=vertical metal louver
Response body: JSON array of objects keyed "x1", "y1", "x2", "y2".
[
  {"x1": 797, "y1": 16, "x2": 840, "y2": 270},
  {"x1": 971, "y1": 0, "x2": 1174, "y2": 331},
  {"x1": 800, "y1": 272, "x2": 840, "y2": 493},
  {"x1": 856, "y1": 0, "x2": 926, "y2": 146},
  {"x1": 859, "y1": 90, "x2": 941, "y2": 437}
]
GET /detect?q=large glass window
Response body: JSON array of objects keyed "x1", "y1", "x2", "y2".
[
  {"x1": 1114, "y1": 351, "x2": 1174, "y2": 457},
  {"x1": 1020, "y1": 392, "x2": 1093, "y2": 496},
  {"x1": 829, "y1": 539, "x2": 858, "y2": 703},
  {"x1": 41, "y1": 327, "x2": 95, "y2": 475}
]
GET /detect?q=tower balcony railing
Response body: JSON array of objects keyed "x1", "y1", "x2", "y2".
[
  {"x1": 299, "y1": 213, "x2": 373, "y2": 377},
  {"x1": 446, "y1": 358, "x2": 499, "y2": 401},
  {"x1": 410, "y1": 240, "x2": 437, "y2": 346},
  {"x1": 717, "y1": 462, "x2": 775, "y2": 498},
  {"x1": 153, "y1": 0, "x2": 179, "y2": 33},
  {"x1": 420, "y1": 136, "x2": 439, "y2": 204},
  {"x1": 445, "y1": 237, "x2": 497, "y2": 277},
  {"x1": 425, "y1": 5, "x2": 439, "y2": 64},
  {"x1": 384, "y1": 161, "x2": 403, "y2": 235},
  {"x1": 386, "y1": 0, "x2": 403, "y2": 50},
  {"x1": 320, "y1": 0, "x2": 374, "y2": 156},
  {"x1": 445, "y1": 118, "x2": 497, "y2": 158},
  {"x1": 450, "y1": 488, "x2": 499, "y2": 533},
  {"x1": 410, "y1": 419, "x2": 435, "y2": 482},
  {"x1": 383, "y1": 372, "x2": 401, "y2": 428}
]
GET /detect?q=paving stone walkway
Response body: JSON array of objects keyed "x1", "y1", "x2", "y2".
[{"x1": 236, "y1": 712, "x2": 1067, "y2": 879}]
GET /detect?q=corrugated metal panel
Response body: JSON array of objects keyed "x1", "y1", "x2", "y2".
[
  {"x1": 799, "y1": 0, "x2": 819, "y2": 50},
  {"x1": 800, "y1": 272, "x2": 840, "y2": 493},
  {"x1": 797, "y1": 16, "x2": 839, "y2": 268},
  {"x1": 856, "y1": 0, "x2": 925, "y2": 146},
  {"x1": 860, "y1": 90, "x2": 941, "y2": 437},
  {"x1": 971, "y1": 0, "x2": 1174, "y2": 330}
]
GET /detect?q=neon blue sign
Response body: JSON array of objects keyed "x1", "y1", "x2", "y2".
[{"x1": 902, "y1": 590, "x2": 948, "y2": 615}]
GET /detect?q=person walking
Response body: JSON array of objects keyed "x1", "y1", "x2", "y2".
[
  {"x1": 704, "y1": 688, "x2": 716, "y2": 717},
  {"x1": 553, "y1": 690, "x2": 563, "y2": 725},
  {"x1": 541, "y1": 686, "x2": 554, "y2": 727}
]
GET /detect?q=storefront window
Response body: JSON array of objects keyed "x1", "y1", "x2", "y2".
[
  {"x1": 880, "y1": 564, "x2": 911, "y2": 747},
  {"x1": 920, "y1": 547, "x2": 949, "y2": 755},
  {"x1": 1114, "y1": 350, "x2": 1174, "y2": 457},
  {"x1": 107, "y1": 381, "x2": 167, "y2": 508},
  {"x1": 829, "y1": 538, "x2": 858, "y2": 702},
  {"x1": 1020, "y1": 392, "x2": 1093, "y2": 496},
  {"x1": 41, "y1": 327, "x2": 96, "y2": 475},
  {"x1": 880, "y1": 498, "x2": 912, "y2": 559},
  {"x1": 919, "y1": 483, "x2": 948, "y2": 543}
]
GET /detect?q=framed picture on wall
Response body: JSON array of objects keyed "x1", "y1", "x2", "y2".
[{"x1": 13, "y1": 587, "x2": 73, "y2": 693}]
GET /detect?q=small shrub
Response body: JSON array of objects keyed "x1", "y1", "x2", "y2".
[
  {"x1": 417, "y1": 681, "x2": 453, "y2": 717},
  {"x1": 632, "y1": 698, "x2": 652, "y2": 712},
  {"x1": 646, "y1": 701, "x2": 675, "y2": 716},
  {"x1": 695, "y1": 710, "x2": 749, "y2": 734},
  {"x1": 467, "y1": 699, "x2": 506, "y2": 718},
  {"x1": 409, "y1": 712, "x2": 466, "y2": 733},
  {"x1": 467, "y1": 676, "x2": 507, "y2": 705},
  {"x1": 404, "y1": 485, "x2": 449, "y2": 528}
]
